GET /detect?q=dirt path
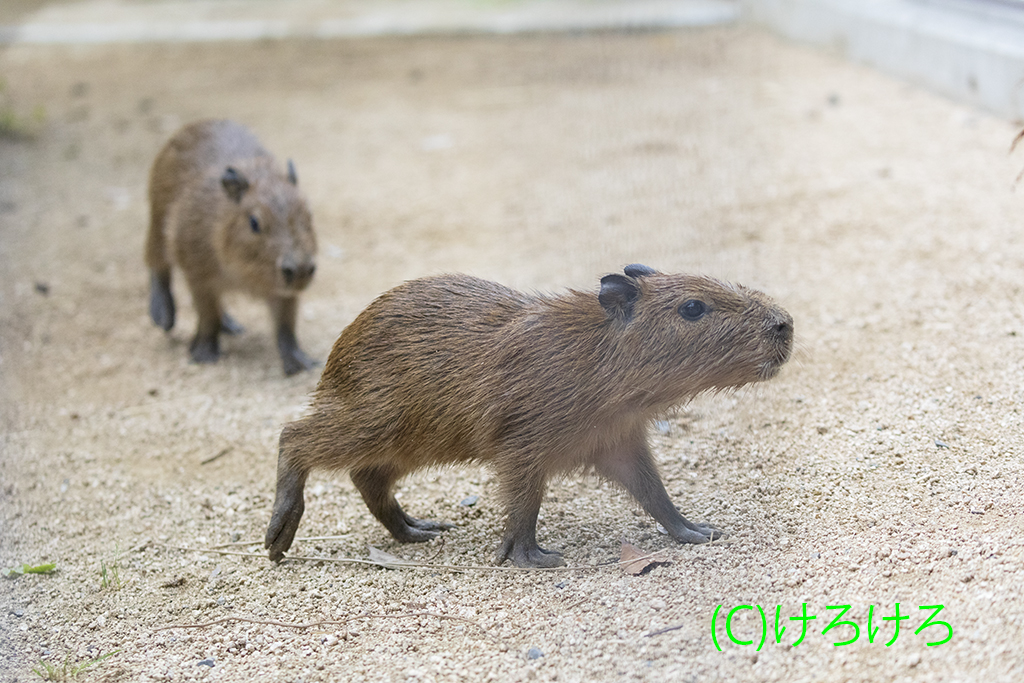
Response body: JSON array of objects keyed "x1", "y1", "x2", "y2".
[{"x1": 2, "y1": 25, "x2": 1023, "y2": 683}]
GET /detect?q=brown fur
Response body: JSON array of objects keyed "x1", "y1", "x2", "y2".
[
  {"x1": 145, "y1": 119, "x2": 318, "y2": 375},
  {"x1": 265, "y1": 265, "x2": 793, "y2": 567}
]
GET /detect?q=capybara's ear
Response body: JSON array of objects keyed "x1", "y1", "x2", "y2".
[
  {"x1": 599, "y1": 273, "x2": 641, "y2": 321},
  {"x1": 623, "y1": 263, "x2": 657, "y2": 278},
  {"x1": 221, "y1": 167, "x2": 250, "y2": 203},
  {"x1": 287, "y1": 159, "x2": 297, "y2": 186}
]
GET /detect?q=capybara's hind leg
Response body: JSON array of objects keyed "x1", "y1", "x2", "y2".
[
  {"x1": 265, "y1": 455, "x2": 309, "y2": 562},
  {"x1": 350, "y1": 465, "x2": 454, "y2": 543}
]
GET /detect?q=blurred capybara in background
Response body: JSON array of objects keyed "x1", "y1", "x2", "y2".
[{"x1": 145, "y1": 119, "x2": 318, "y2": 375}]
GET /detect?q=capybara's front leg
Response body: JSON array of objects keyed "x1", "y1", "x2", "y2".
[
  {"x1": 220, "y1": 312, "x2": 244, "y2": 335},
  {"x1": 148, "y1": 270, "x2": 176, "y2": 331},
  {"x1": 496, "y1": 465, "x2": 565, "y2": 568},
  {"x1": 596, "y1": 436, "x2": 723, "y2": 544},
  {"x1": 270, "y1": 295, "x2": 316, "y2": 376},
  {"x1": 188, "y1": 284, "x2": 222, "y2": 364}
]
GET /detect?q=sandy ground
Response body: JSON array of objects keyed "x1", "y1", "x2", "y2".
[{"x1": 2, "y1": 22, "x2": 1024, "y2": 683}]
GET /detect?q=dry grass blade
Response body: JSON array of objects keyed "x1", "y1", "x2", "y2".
[{"x1": 367, "y1": 545, "x2": 422, "y2": 568}]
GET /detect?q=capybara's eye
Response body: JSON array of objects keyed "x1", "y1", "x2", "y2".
[
  {"x1": 249, "y1": 215, "x2": 260, "y2": 233},
  {"x1": 678, "y1": 299, "x2": 708, "y2": 321}
]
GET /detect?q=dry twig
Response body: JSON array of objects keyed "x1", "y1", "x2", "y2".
[
  {"x1": 153, "y1": 542, "x2": 677, "y2": 574},
  {"x1": 153, "y1": 611, "x2": 500, "y2": 642},
  {"x1": 200, "y1": 447, "x2": 231, "y2": 465}
]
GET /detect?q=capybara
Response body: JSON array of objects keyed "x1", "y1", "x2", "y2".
[
  {"x1": 266, "y1": 265, "x2": 793, "y2": 566},
  {"x1": 145, "y1": 119, "x2": 317, "y2": 375}
]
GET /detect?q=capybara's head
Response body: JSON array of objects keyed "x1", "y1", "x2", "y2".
[
  {"x1": 598, "y1": 264, "x2": 793, "y2": 407},
  {"x1": 217, "y1": 162, "x2": 317, "y2": 296}
]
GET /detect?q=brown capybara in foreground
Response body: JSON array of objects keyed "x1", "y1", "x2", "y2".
[
  {"x1": 145, "y1": 119, "x2": 318, "y2": 376},
  {"x1": 265, "y1": 265, "x2": 793, "y2": 567}
]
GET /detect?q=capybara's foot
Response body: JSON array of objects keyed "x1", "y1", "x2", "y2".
[
  {"x1": 497, "y1": 537, "x2": 566, "y2": 568},
  {"x1": 265, "y1": 472, "x2": 307, "y2": 562},
  {"x1": 669, "y1": 524, "x2": 724, "y2": 544},
  {"x1": 220, "y1": 313, "x2": 244, "y2": 336},
  {"x1": 389, "y1": 516, "x2": 456, "y2": 543},
  {"x1": 189, "y1": 335, "x2": 220, "y2": 364},
  {"x1": 149, "y1": 272, "x2": 175, "y2": 331},
  {"x1": 265, "y1": 509, "x2": 301, "y2": 562},
  {"x1": 693, "y1": 523, "x2": 725, "y2": 541},
  {"x1": 278, "y1": 328, "x2": 318, "y2": 375},
  {"x1": 280, "y1": 346, "x2": 318, "y2": 376},
  {"x1": 410, "y1": 517, "x2": 457, "y2": 532}
]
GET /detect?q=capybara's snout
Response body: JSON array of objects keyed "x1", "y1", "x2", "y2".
[
  {"x1": 771, "y1": 309, "x2": 794, "y2": 354},
  {"x1": 279, "y1": 256, "x2": 316, "y2": 291}
]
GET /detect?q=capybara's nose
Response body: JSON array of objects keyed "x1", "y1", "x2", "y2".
[
  {"x1": 282, "y1": 260, "x2": 315, "y2": 288},
  {"x1": 775, "y1": 317, "x2": 793, "y2": 343},
  {"x1": 770, "y1": 311, "x2": 794, "y2": 363}
]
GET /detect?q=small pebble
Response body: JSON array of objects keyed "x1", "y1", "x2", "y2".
[
  {"x1": 460, "y1": 495, "x2": 479, "y2": 507},
  {"x1": 197, "y1": 659, "x2": 215, "y2": 667},
  {"x1": 527, "y1": 647, "x2": 544, "y2": 660}
]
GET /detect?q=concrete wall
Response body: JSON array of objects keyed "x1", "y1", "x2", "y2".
[{"x1": 744, "y1": 0, "x2": 1024, "y2": 121}]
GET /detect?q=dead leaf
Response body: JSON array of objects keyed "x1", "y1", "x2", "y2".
[
  {"x1": 619, "y1": 541, "x2": 669, "y2": 576},
  {"x1": 367, "y1": 546, "x2": 420, "y2": 569}
]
